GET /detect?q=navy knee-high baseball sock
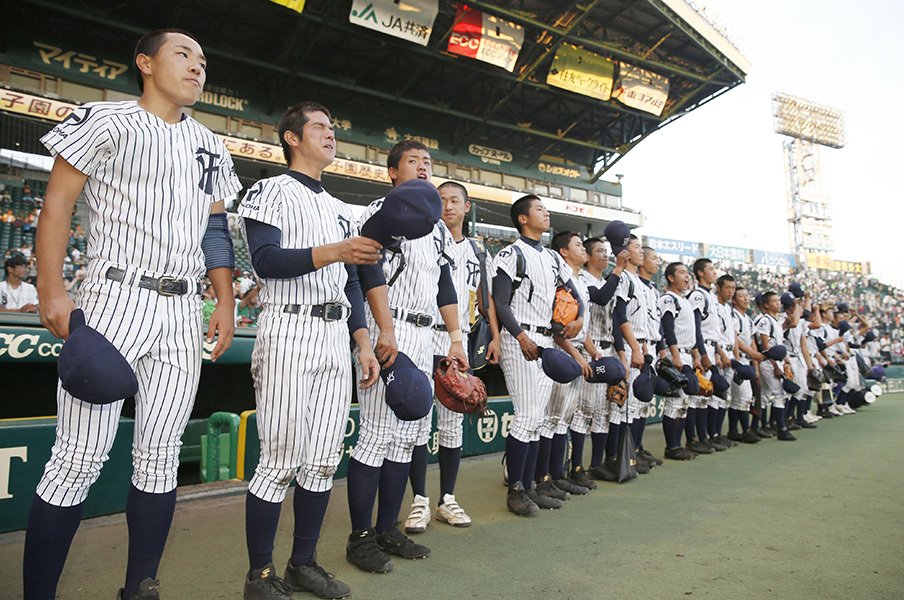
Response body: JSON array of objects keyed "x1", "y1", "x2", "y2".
[
  {"x1": 346, "y1": 458, "x2": 380, "y2": 532},
  {"x1": 661, "y1": 416, "x2": 675, "y2": 449},
  {"x1": 796, "y1": 398, "x2": 806, "y2": 421},
  {"x1": 676, "y1": 417, "x2": 688, "y2": 446},
  {"x1": 606, "y1": 423, "x2": 621, "y2": 459},
  {"x1": 123, "y1": 486, "x2": 177, "y2": 598},
  {"x1": 630, "y1": 419, "x2": 643, "y2": 449},
  {"x1": 696, "y1": 407, "x2": 709, "y2": 441},
  {"x1": 773, "y1": 406, "x2": 786, "y2": 431},
  {"x1": 685, "y1": 408, "x2": 697, "y2": 440},
  {"x1": 569, "y1": 429, "x2": 586, "y2": 469},
  {"x1": 589, "y1": 432, "x2": 606, "y2": 468},
  {"x1": 534, "y1": 435, "x2": 553, "y2": 481},
  {"x1": 750, "y1": 409, "x2": 760, "y2": 430},
  {"x1": 707, "y1": 407, "x2": 718, "y2": 438},
  {"x1": 23, "y1": 495, "x2": 84, "y2": 600},
  {"x1": 716, "y1": 407, "x2": 727, "y2": 435},
  {"x1": 505, "y1": 436, "x2": 528, "y2": 488},
  {"x1": 375, "y1": 459, "x2": 410, "y2": 534},
  {"x1": 728, "y1": 408, "x2": 740, "y2": 434},
  {"x1": 836, "y1": 389, "x2": 848, "y2": 406},
  {"x1": 739, "y1": 410, "x2": 750, "y2": 432},
  {"x1": 786, "y1": 399, "x2": 796, "y2": 422},
  {"x1": 639, "y1": 418, "x2": 647, "y2": 448},
  {"x1": 245, "y1": 492, "x2": 282, "y2": 571},
  {"x1": 523, "y1": 440, "x2": 540, "y2": 486},
  {"x1": 549, "y1": 434, "x2": 568, "y2": 480},
  {"x1": 408, "y1": 444, "x2": 429, "y2": 497},
  {"x1": 290, "y1": 487, "x2": 331, "y2": 568},
  {"x1": 804, "y1": 396, "x2": 813, "y2": 416},
  {"x1": 438, "y1": 445, "x2": 461, "y2": 500}
]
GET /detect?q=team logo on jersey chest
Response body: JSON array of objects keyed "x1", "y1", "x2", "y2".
[
  {"x1": 195, "y1": 147, "x2": 220, "y2": 194},
  {"x1": 338, "y1": 215, "x2": 352, "y2": 239},
  {"x1": 465, "y1": 260, "x2": 480, "y2": 287}
]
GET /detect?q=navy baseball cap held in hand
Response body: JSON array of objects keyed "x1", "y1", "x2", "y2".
[
  {"x1": 539, "y1": 347, "x2": 582, "y2": 383},
  {"x1": 632, "y1": 358, "x2": 655, "y2": 403},
  {"x1": 730, "y1": 359, "x2": 756, "y2": 382},
  {"x1": 57, "y1": 309, "x2": 138, "y2": 404},
  {"x1": 709, "y1": 366, "x2": 730, "y2": 398},
  {"x1": 603, "y1": 220, "x2": 630, "y2": 255},
  {"x1": 681, "y1": 364, "x2": 700, "y2": 395},
  {"x1": 780, "y1": 292, "x2": 796, "y2": 310},
  {"x1": 586, "y1": 355, "x2": 626, "y2": 384},
  {"x1": 361, "y1": 179, "x2": 442, "y2": 248},
  {"x1": 380, "y1": 351, "x2": 432, "y2": 421},
  {"x1": 763, "y1": 345, "x2": 787, "y2": 361}
]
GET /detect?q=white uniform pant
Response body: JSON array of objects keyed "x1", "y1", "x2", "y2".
[
  {"x1": 729, "y1": 357, "x2": 753, "y2": 410},
  {"x1": 842, "y1": 354, "x2": 863, "y2": 393},
  {"x1": 541, "y1": 365, "x2": 584, "y2": 438},
  {"x1": 249, "y1": 308, "x2": 352, "y2": 501},
  {"x1": 609, "y1": 345, "x2": 638, "y2": 425},
  {"x1": 662, "y1": 351, "x2": 693, "y2": 419},
  {"x1": 790, "y1": 354, "x2": 809, "y2": 400},
  {"x1": 352, "y1": 318, "x2": 433, "y2": 467},
  {"x1": 760, "y1": 364, "x2": 786, "y2": 409},
  {"x1": 37, "y1": 260, "x2": 203, "y2": 507},
  {"x1": 414, "y1": 329, "x2": 465, "y2": 449},
  {"x1": 499, "y1": 330, "x2": 554, "y2": 443},
  {"x1": 687, "y1": 345, "x2": 716, "y2": 409},
  {"x1": 571, "y1": 344, "x2": 613, "y2": 435}
]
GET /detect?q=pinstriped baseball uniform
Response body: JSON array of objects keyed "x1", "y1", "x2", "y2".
[
  {"x1": 37, "y1": 100, "x2": 241, "y2": 506},
  {"x1": 730, "y1": 306, "x2": 755, "y2": 409},
  {"x1": 541, "y1": 272, "x2": 589, "y2": 438},
  {"x1": 571, "y1": 269, "x2": 616, "y2": 435},
  {"x1": 841, "y1": 327, "x2": 864, "y2": 392},
  {"x1": 783, "y1": 317, "x2": 809, "y2": 400},
  {"x1": 659, "y1": 290, "x2": 696, "y2": 419},
  {"x1": 716, "y1": 300, "x2": 736, "y2": 404},
  {"x1": 352, "y1": 198, "x2": 455, "y2": 467},
  {"x1": 415, "y1": 236, "x2": 482, "y2": 449},
  {"x1": 638, "y1": 278, "x2": 662, "y2": 419},
  {"x1": 612, "y1": 270, "x2": 650, "y2": 424},
  {"x1": 755, "y1": 312, "x2": 786, "y2": 408},
  {"x1": 495, "y1": 238, "x2": 571, "y2": 443},
  {"x1": 238, "y1": 173, "x2": 356, "y2": 500},
  {"x1": 687, "y1": 285, "x2": 719, "y2": 408}
]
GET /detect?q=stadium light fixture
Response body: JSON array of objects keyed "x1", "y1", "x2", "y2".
[{"x1": 772, "y1": 92, "x2": 845, "y2": 149}]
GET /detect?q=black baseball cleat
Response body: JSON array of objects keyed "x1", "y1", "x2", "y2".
[
  {"x1": 118, "y1": 579, "x2": 160, "y2": 600},
  {"x1": 776, "y1": 429, "x2": 797, "y2": 441},
  {"x1": 526, "y1": 482, "x2": 564, "y2": 509},
  {"x1": 376, "y1": 523, "x2": 431, "y2": 559},
  {"x1": 664, "y1": 447, "x2": 696, "y2": 461},
  {"x1": 588, "y1": 460, "x2": 618, "y2": 482},
  {"x1": 687, "y1": 439, "x2": 714, "y2": 454},
  {"x1": 817, "y1": 406, "x2": 834, "y2": 419},
  {"x1": 346, "y1": 528, "x2": 393, "y2": 573},
  {"x1": 797, "y1": 418, "x2": 817, "y2": 429},
  {"x1": 706, "y1": 438, "x2": 729, "y2": 452},
  {"x1": 536, "y1": 477, "x2": 569, "y2": 500},
  {"x1": 244, "y1": 564, "x2": 293, "y2": 600},
  {"x1": 553, "y1": 477, "x2": 590, "y2": 495},
  {"x1": 787, "y1": 419, "x2": 801, "y2": 431},
  {"x1": 755, "y1": 427, "x2": 772, "y2": 438},
  {"x1": 740, "y1": 429, "x2": 762, "y2": 444},
  {"x1": 634, "y1": 457, "x2": 651, "y2": 474},
  {"x1": 762, "y1": 426, "x2": 776, "y2": 437},
  {"x1": 726, "y1": 431, "x2": 744, "y2": 443},
  {"x1": 639, "y1": 449, "x2": 664, "y2": 465},
  {"x1": 284, "y1": 560, "x2": 351, "y2": 600},
  {"x1": 568, "y1": 466, "x2": 597, "y2": 490},
  {"x1": 506, "y1": 481, "x2": 539, "y2": 516},
  {"x1": 715, "y1": 434, "x2": 737, "y2": 448}
]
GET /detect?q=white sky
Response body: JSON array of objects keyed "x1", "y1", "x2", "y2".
[{"x1": 616, "y1": 0, "x2": 904, "y2": 288}]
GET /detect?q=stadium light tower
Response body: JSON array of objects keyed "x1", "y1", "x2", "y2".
[{"x1": 772, "y1": 93, "x2": 845, "y2": 266}]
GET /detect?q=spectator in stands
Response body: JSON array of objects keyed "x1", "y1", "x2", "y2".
[
  {"x1": 236, "y1": 281, "x2": 261, "y2": 326},
  {"x1": 0, "y1": 253, "x2": 38, "y2": 312}
]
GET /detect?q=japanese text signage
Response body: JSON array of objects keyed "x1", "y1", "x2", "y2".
[
  {"x1": 546, "y1": 43, "x2": 614, "y2": 101},
  {"x1": 447, "y1": 5, "x2": 524, "y2": 72},
  {"x1": 0, "y1": 89, "x2": 76, "y2": 121},
  {"x1": 349, "y1": 0, "x2": 438, "y2": 46},
  {"x1": 753, "y1": 250, "x2": 795, "y2": 268},
  {"x1": 33, "y1": 41, "x2": 129, "y2": 83},
  {"x1": 613, "y1": 62, "x2": 669, "y2": 116},
  {"x1": 645, "y1": 236, "x2": 700, "y2": 257},
  {"x1": 704, "y1": 244, "x2": 750, "y2": 262}
]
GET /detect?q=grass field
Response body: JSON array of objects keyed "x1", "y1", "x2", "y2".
[{"x1": 2, "y1": 394, "x2": 903, "y2": 599}]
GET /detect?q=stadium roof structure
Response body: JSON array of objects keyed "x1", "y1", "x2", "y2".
[{"x1": 17, "y1": 0, "x2": 749, "y2": 183}]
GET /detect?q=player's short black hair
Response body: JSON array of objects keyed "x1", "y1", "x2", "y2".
[
  {"x1": 642, "y1": 245, "x2": 656, "y2": 255},
  {"x1": 717, "y1": 274, "x2": 735, "y2": 288},
  {"x1": 134, "y1": 29, "x2": 201, "y2": 93},
  {"x1": 760, "y1": 291, "x2": 777, "y2": 306},
  {"x1": 551, "y1": 231, "x2": 580, "y2": 253},
  {"x1": 692, "y1": 257, "x2": 712, "y2": 281},
  {"x1": 277, "y1": 101, "x2": 332, "y2": 165},
  {"x1": 387, "y1": 140, "x2": 429, "y2": 173},
  {"x1": 438, "y1": 181, "x2": 469, "y2": 203},
  {"x1": 4, "y1": 253, "x2": 26, "y2": 277},
  {"x1": 583, "y1": 237, "x2": 604, "y2": 256},
  {"x1": 510, "y1": 194, "x2": 539, "y2": 232},
  {"x1": 732, "y1": 285, "x2": 746, "y2": 300},
  {"x1": 664, "y1": 261, "x2": 685, "y2": 285}
]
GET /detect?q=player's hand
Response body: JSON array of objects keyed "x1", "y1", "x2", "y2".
[
  {"x1": 701, "y1": 353, "x2": 713, "y2": 370},
  {"x1": 693, "y1": 355, "x2": 702, "y2": 371},
  {"x1": 357, "y1": 346, "x2": 380, "y2": 389},
  {"x1": 614, "y1": 250, "x2": 630, "y2": 271},
  {"x1": 630, "y1": 347, "x2": 644, "y2": 369},
  {"x1": 751, "y1": 351, "x2": 766, "y2": 362},
  {"x1": 447, "y1": 341, "x2": 469, "y2": 370},
  {"x1": 562, "y1": 317, "x2": 582, "y2": 339},
  {"x1": 672, "y1": 355, "x2": 684, "y2": 370},
  {"x1": 38, "y1": 289, "x2": 76, "y2": 339},
  {"x1": 773, "y1": 364, "x2": 783, "y2": 378},
  {"x1": 207, "y1": 303, "x2": 235, "y2": 362},
  {"x1": 579, "y1": 357, "x2": 592, "y2": 381},
  {"x1": 516, "y1": 331, "x2": 540, "y2": 361},
  {"x1": 715, "y1": 352, "x2": 724, "y2": 368},
  {"x1": 375, "y1": 329, "x2": 398, "y2": 369},
  {"x1": 486, "y1": 336, "x2": 501, "y2": 365},
  {"x1": 333, "y1": 236, "x2": 383, "y2": 265},
  {"x1": 19, "y1": 303, "x2": 39, "y2": 313}
]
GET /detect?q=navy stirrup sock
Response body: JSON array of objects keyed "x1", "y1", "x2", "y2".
[
  {"x1": 123, "y1": 486, "x2": 177, "y2": 598},
  {"x1": 707, "y1": 407, "x2": 718, "y2": 438},
  {"x1": 523, "y1": 440, "x2": 540, "y2": 485},
  {"x1": 23, "y1": 495, "x2": 84, "y2": 600},
  {"x1": 728, "y1": 408, "x2": 739, "y2": 434},
  {"x1": 569, "y1": 429, "x2": 586, "y2": 469},
  {"x1": 589, "y1": 432, "x2": 607, "y2": 467},
  {"x1": 662, "y1": 416, "x2": 675, "y2": 449},
  {"x1": 290, "y1": 487, "x2": 331, "y2": 568},
  {"x1": 549, "y1": 434, "x2": 568, "y2": 480},
  {"x1": 346, "y1": 458, "x2": 380, "y2": 532},
  {"x1": 685, "y1": 408, "x2": 697, "y2": 440},
  {"x1": 505, "y1": 436, "x2": 529, "y2": 488},
  {"x1": 606, "y1": 423, "x2": 621, "y2": 458},
  {"x1": 245, "y1": 492, "x2": 283, "y2": 571},
  {"x1": 534, "y1": 436, "x2": 552, "y2": 480},
  {"x1": 696, "y1": 407, "x2": 709, "y2": 441},
  {"x1": 408, "y1": 444, "x2": 428, "y2": 497},
  {"x1": 438, "y1": 445, "x2": 462, "y2": 499},
  {"x1": 739, "y1": 410, "x2": 750, "y2": 432},
  {"x1": 375, "y1": 459, "x2": 410, "y2": 534}
]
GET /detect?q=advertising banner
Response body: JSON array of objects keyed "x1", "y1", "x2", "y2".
[
  {"x1": 349, "y1": 0, "x2": 439, "y2": 46},
  {"x1": 612, "y1": 62, "x2": 669, "y2": 116},
  {"x1": 753, "y1": 250, "x2": 795, "y2": 269},
  {"x1": 645, "y1": 236, "x2": 700, "y2": 257},
  {"x1": 447, "y1": 5, "x2": 524, "y2": 72},
  {"x1": 704, "y1": 244, "x2": 751, "y2": 262},
  {"x1": 546, "y1": 43, "x2": 615, "y2": 101}
]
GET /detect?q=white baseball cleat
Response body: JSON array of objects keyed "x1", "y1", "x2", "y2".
[
  {"x1": 828, "y1": 404, "x2": 844, "y2": 416},
  {"x1": 404, "y1": 495, "x2": 431, "y2": 533},
  {"x1": 435, "y1": 494, "x2": 472, "y2": 528}
]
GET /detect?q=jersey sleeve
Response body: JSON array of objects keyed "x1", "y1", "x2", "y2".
[
  {"x1": 754, "y1": 317, "x2": 771, "y2": 337},
  {"x1": 237, "y1": 179, "x2": 283, "y2": 229},
  {"x1": 615, "y1": 275, "x2": 631, "y2": 302},
  {"x1": 213, "y1": 139, "x2": 242, "y2": 200},
  {"x1": 40, "y1": 103, "x2": 112, "y2": 176},
  {"x1": 356, "y1": 198, "x2": 384, "y2": 231},
  {"x1": 492, "y1": 245, "x2": 518, "y2": 281},
  {"x1": 553, "y1": 251, "x2": 572, "y2": 284},
  {"x1": 436, "y1": 221, "x2": 455, "y2": 267},
  {"x1": 659, "y1": 293, "x2": 678, "y2": 318},
  {"x1": 687, "y1": 289, "x2": 705, "y2": 312}
]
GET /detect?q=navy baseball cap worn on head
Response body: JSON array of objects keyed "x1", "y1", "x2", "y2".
[
  {"x1": 58, "y1": 309, "x2": 138, "y2": 405},
  {"x1": 361, "y1": 179, "x2": 442, "y2": 248},
  {"x1": 603, "y1": 220, "x2": 630, "y2": 255},
  {"x1": 633, "y1": 362, "x2": 654, "y2": 403},
  {"x1": 380, "y1": 351, "x2": 433, "y2": 421},
  {"x1": 836, "y1": 302, "x2": 850, "y2": 313},
  {"x1": 586, "y1": 355, "x2": 626, "y2": 384},
  {"x1": 782, "y1": 378, "x2": 801, "y2": 395},
  {"x1": 539, "y1": 347, "x2": 582, "y2": 384},
  {"x1": 789, "y1": 282, "x2": 804, "y2": 299},
  {"x1": 837, "y1": 320, "x2": 852, "y2": 335},
  {"x1": 863, "y1": 330, "x2": 876, "y2": 343},
  {"x1": 763, "y1": 345, "x2": 787, "y2": 361},
  {"x1": 780, "y1": 292, "x2": 796, "y2": 310}
]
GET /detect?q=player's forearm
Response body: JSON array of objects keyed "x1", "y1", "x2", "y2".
[
  {"x1": 588, "y1": 272, "x2": 620, "y2": 306},
  {"x1": 36, "y1": 200, "x2": 76, "y2": 296},
  {"x1": 207, "y1": 267, "x2": 235, "y2": 308},
  {"x1": 351, "y1": 327, "x2": 371, "y2": 352},
  {"x1": 486, "y1": 292, "x2": 502, "y2": 340},
  {"x1": 439, "y1": 303, "x2": 460, "y2": 335},
  {"x1": 365, "y1": 285, "x2": 394, "y2": 334},
  {"x1": 554, "y1": 336, "x2": 583, "y2": 362}
]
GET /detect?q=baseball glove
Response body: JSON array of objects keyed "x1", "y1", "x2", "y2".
[
  {"x1": 433, "y1": 357, "x2": 488, "y2": 415},
  {"x1": 550, "y1": 286, "x2": 579, "y2": 336},
  {"x1": 806, "y1": 368, "x2": 824, "y2": 391},
  {"x1": 656, "y1": 357, "x2": 687, "y2": 389},
  {"x1": 606, "y1": 380, "x2": 628, "y2": 406},
  {"x1": 695, "y1": 369, "x2": 713, "y2": 397},
  {"x1": 783, "y1": 363, "x2": 794, "y2": 380}
]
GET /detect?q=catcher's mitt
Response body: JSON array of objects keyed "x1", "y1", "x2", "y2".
[
  {"x1": 655, "y1": 357, "x2": 687, "y2": 389},
  {"x1": 606, "y1": 380, "x2": 628, "y2": 406},
  {"x1": 695, "y1": 369, "x2": 713, "y2": 397},
  {"x1": 806, "y1": 368, "x2": 824, "y2": 391},
  {"x1": 783, "y1": 363, "x2": 794, "y2": 380},
  {"x1": 550, "y1": 286, "x2": 579, "y2": 336},
  {"x1": 433, "y1": 357, "x2": 488, "y2": 415}
]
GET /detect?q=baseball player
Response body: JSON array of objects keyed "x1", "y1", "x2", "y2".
[
  {"x1": 404, "y1": 180, "x2": 501, "y2": 532},
  {"x1": 726, "y1": 286, "x2": 765, "y2": 443},
  {"x1": 632, "y1": 245, "x2": 663, "y2": 468},
  {"x1": 712, "y1": 274, "x2": 738, "y2": 448},
  {"x1": 237, "y1": 102, "x2": 385, "y2": 600},
  {"x1": 492, "y1": 194, "x2": 582, "y2": 515},
  {"x1": 345, "y1": 140, "x2": 468, "y2": 573},
  {"x1": 1, "y1": 253, "x2": 39, "y2": 312},
  {"x1": 821, "y1": 305, "x2": 853, "y2": 415},
  {"x1": 686, "y1": 258, "x2": 726, "y2": 452},
  {"x1": 658, "y1": 262, "x2": 700, "y2": 460},
  {"x1": 781, "y1": 293, "x2": 816, "y2": 431},
  {"x1": 754, "y1": 292, "x2": 796, "y2": 440},
  {"x1": 570, "y1": 238, "x2": 626, "y2": 485},
  {"x1": 835, "y1": 302, "x2": 867, "y2": 412},
  {"x1": 25, "y1": 29, "x2": 241, "y2": 600}
]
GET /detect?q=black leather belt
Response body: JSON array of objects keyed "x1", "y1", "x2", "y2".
[
  {"x1": 848, "y1": 344, "x2": 861, "y2": 349},
  {"x1": 521, "y1": 323, "x2": 552, "y2": 336},
  {"x1": 724, "y1": 345, "x2": 734, "y2": 352},
  {"x1": 433, "y1": 323, "x2": 447, "y2": 332},
  {"x1": 594, "y1": 340, "x2": 613, "y2": 349},
  {"x1": 390, "y1": 307, "x2": 434, "y2": 328},
  {"x1": 105, "y1": 267, "x2": 201, "y2": 296},
  {"x1": 283, "y1": 303, "x2": 347, "y2": 321},
  {"x1": 636, "y1": 338, "x2": 648, "y2": 344},
  {"x1": 705, "y1": 339, "x2": 719, "y2": 346}
]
